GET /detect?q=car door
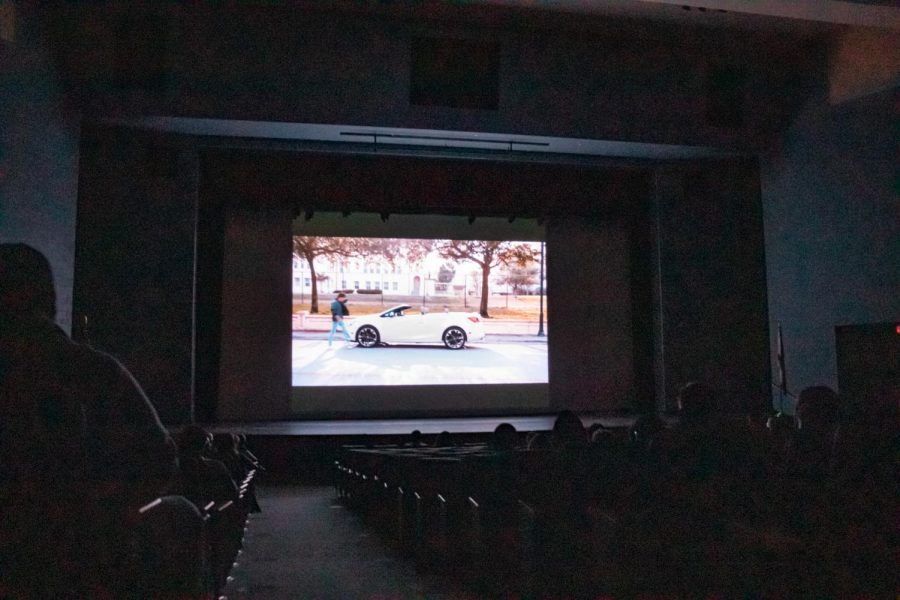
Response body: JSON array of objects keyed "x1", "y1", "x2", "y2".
[
  {"x1": 386, "y1": 311, "x2": 426, "y2": 343},
  {"x1": 375, "y1": 310, "x2": 402, "y2": 342},
  {"x1": 401, "y1": 311, "x2": 441, "y2": 343}
]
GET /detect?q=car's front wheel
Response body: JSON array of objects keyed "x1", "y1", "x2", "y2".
[
  {"x1": 442, "y1": 326, "x2": 467, "y2": 349},
  {"x1": 356, "y1": 325, "x2": 380, "y2": 348}
]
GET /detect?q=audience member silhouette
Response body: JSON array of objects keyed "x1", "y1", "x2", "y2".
[
  {"x1": 174, "y1": 425, "x2": 239, "y2": 511},
  {"x1": 235, "y1": 433, "x2": 263, "y2": 513},
  {"x1": 174, "y1": 426, "x2": 251, "y2": 594},
  {"x1": 824, "y1": 387, "x2": 899, "y2": 595},
  {"x1": 526, "y1": 431, "x2": 550, "y2": 450},
  {"x1": 551, "y1": 410, "x2": 586, "y2": 448},
  {"x1": 765, "y1": 409, "x2": 796, "y2": 450},
  {"x1": 237, "y1": 433, "x2": 264, "y2": 471},
  {"x1": 433, "y1": 430, "x2": 453, "y2": 447},
  {"x1": 830, "y1": 386, "x2": 898, "y2": 481},
  {"x1": 212, "y1": 432, "x2": 248, "y2": 483},
  {"x1": 491, "y1": 422, "x2": 519, "y2": 452},
  {"x1": 668, "y1": 381, "x2": 720, "y2": 469},
  {"x1": 787, "y1": 385, "x2": 841, "y2": 480},
  {"x1": 0, "y1": 243, "x2": 179, "y2": 597},
  {"x1": 675, "y1": 380, "x2": 714, "y2": 424},
  {"x1": 405, "y1": 429, "x2": 427, "y2": 447},
  {"x1": 629, "y1": 412, "x2": 666, "y2": 454},
  {"x1": 129, "y1": 494, "x2": 207, "y2": 598}
]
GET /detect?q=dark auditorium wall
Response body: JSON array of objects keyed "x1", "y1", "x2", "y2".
[
  {"x1": 654, "y1": 160, "x2": 770, "y2": 412},
  {"x1": 40, "y1": 4, "x2": 821, "y2": 152},
  {"x1": 70, "y1": 136, "x2": 772, "y2": 421},
  {"x1": 217, "y1": 198, "x2": 294, "y2": 422},
  {"x1": 761, "y1": 87, "x2": 900, "y2": 411},
  {"x1": 47, "y1": 3, "x2": 811, "y2": 420},
  {"x1": 73, "y1": 127, "x2": 198, "y2": 424},
  {"x1": 163, "y1": 8, "x2": 793, "y2": 147},
  {"x1": 546, "y1": 217, "x2": 637, "y2": 413},
  {"x1": 0, "y1": 5, "x2": 79, "y2": 332},
  {"x1": 206, "y1": 149, "x2": 651, "y2": 418}
]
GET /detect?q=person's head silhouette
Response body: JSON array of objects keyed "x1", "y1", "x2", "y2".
[
  {"x1": 177, "y1": 425, "x2": 213, "y2": 458},
  {"x1": 795, "y1": 385, "x2": 840, "y2": 436},
  {"x1": 552, "y1": 410, "x2": 585, "y2": 447},
  {"x1": 0, "y1": 243, "x2": 56, "y2": 320},
  {"x1": 677, "y1": 381, "x2": 714, "y2": 422}
]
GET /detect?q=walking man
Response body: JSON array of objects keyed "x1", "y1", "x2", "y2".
[{"x1": 328, "y1": 292, "x2": 352, "y2": 346}]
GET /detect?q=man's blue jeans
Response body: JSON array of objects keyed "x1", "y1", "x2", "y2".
[{"x1": 328, "y1": 318, "x2": 351, "y2": 345}]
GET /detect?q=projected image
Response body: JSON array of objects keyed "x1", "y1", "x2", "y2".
[{"x1": 291, "y1": 236, "x2": 548, "y2": 387}]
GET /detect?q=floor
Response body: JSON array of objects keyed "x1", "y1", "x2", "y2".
[{"x1": 223, "y1": 485, "x2": 476, "y2": 600}]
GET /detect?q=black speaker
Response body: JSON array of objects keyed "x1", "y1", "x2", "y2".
[{"x1": 836, "y1": 322, "x2": 900, "y2": 405}]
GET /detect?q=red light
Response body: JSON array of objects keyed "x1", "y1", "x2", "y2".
[
  {"x1": 896, "y1": 324, "x2": 900, "y2": 335},
  {"x1": 468, "y1": 316, "x2": 480, "y2": 323}
]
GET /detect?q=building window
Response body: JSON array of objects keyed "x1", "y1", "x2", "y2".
[
  {"x1": 304, "y1": 278, "x2": 311, "y2": 287},
  {"x1": 341, "y1": 280, "x2": 347, "y2": 288},
  {"x1": 365, "y1": 281, "x2": 371, "y2": 289},
  {"x1": 392, "y1": 282, "x2": 398, "y2": 291},
  {"x1": 354, "y1": 281, "x2": 359, "y2": 289}
]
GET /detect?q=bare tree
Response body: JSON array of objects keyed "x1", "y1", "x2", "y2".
[
  {"x1": 393, "y1": 238, "x2": 433, "y2": 268},
  {"x1": 293, "y1": 237, "x2": 364, "y2": 313},
  {"x1": 293, "y1": 236, "x2": 434, "y2": 312},
  {"x1": 434, "y1": 241, "x2": 537, "y2": 317}
]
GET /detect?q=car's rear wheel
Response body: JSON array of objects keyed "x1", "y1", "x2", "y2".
[
  {"x1": 356, "y1": 325, "x2": 380, "y2": 348},
  {"x1": 442, "y1": 326, "x2": 467, "y2": 349}
]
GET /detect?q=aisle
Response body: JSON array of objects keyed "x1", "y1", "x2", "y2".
[{"x1": 222, "y1": 485, "x2": 472, "y2": 600}]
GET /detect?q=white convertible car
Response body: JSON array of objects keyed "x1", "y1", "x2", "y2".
[{"x1": 345, "y1": 304, "x2": 486, "y2": 349}]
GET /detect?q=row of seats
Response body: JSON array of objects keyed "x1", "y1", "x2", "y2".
[
  {"x1": 132, "y1": 464, "x2": 259, "y2": 599},
  {"x1": 0, "y1": 445, "x2": 259, "y2": 600},
  {"x1": 335, "y1": 443, "x2": 552, "y2": 595},
  {"x1": 333, "y1": 402, "x2": 897, "y2": 598}
]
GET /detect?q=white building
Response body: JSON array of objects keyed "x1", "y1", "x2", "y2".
[{"x1": 292, "y1": 242, "x2": 543, "y2": 298}]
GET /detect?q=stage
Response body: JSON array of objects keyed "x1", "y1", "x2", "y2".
[
  {"x1": 203, "y1": 414, "x2": 637, "y2": 482},
  {"x1": 208, "y1": 414, "x2": 636, "y2": 437}
]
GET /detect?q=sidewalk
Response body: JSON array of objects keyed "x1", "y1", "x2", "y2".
[{"x1": 484, "y1": 333, "x2": 548, "y2": 343}]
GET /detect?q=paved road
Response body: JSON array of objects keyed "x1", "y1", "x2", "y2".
[{"x1": 292, "y1": 339, "x2": 548, "y2": 386}]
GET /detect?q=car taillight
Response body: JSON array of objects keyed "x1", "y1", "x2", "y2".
[{"x1": 467, "y1": 316, "x2": 480, "y2": 323}]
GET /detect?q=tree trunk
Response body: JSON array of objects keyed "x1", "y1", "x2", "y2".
[
  {"x1": 308, "y1": 257, "x2": 319, "y2": 314},
  {"x1": 480, "y1": 266, "x2": 491, "y2": 318}
]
